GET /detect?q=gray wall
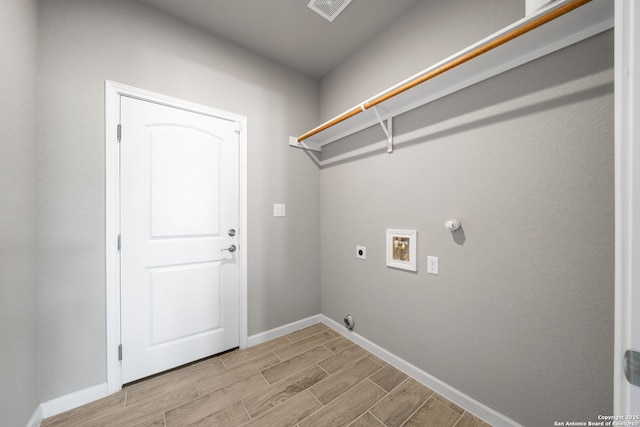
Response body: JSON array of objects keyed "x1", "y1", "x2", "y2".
[
  {"x1": 37, "y1": 0, "x2": 320, "y2": 401},
  {"x1": 0, "y1": 0, "x2": 40, "y2": 425},
  {"x1": 320, "y1": 0, "x2": 524, "y2": 121},
  {"x1": 319, "y1": 2, "x2": 614, "y2": 426}
]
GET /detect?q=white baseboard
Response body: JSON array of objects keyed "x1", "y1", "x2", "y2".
[
  {"x1": 39, "y1": 382, "x2": 109, "y2": 420},
  {"x1": 26, "y1": 405, "x2": 42, "y2": 427},
  {"x1": 318, "y1": 315, "x2": 523, "y2": 427},
  {"x1": 247, "y1": 314, "x2": 322, "y2": 347},
  {"x1": 36, "y1": 315, "x2": 519, "y2": 427}
]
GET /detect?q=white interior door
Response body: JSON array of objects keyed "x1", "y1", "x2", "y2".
[
  {"x1": 120, "y1": 96, "x2": 240, "y2": 383},
  {"x1": 616, "y1": 0, "x2": 640, "y2": 416}
]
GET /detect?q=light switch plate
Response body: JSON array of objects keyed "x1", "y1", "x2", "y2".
[
  {"x1": 274, "y1": 204, "x2": 286, "y2": 217},
  {"x1": 427, "y1": 256, "x2": 439, "y2": 275},
  {"x1": 356, "y1": 246, "x2": 366, "y2": 260}
]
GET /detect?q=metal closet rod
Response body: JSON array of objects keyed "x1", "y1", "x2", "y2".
[{"x1": 297, "y1": 0, "x2": 592, "y2": 143}]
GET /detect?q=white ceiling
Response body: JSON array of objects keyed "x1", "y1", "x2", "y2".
[{"x1": 135, "y1": 0, "x2": 424, "y2": 79}]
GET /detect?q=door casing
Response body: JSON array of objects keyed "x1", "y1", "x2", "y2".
[
  {"x1": 105, "y1": 81, "x2": 248, "y2": 393},
  {"x1": 615, "y1": 0, "x2": 640, "y2": 416}
]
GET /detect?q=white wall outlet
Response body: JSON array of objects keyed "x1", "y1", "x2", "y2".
[
  {"x1": 273, "y1": 204, "x2": 285, "y2": 217},
  {"x1": 356, "y1": 246, "x2": 366, "y2": 260},
  {"x1": 427, "y1": 256, "x2": 439, "y2": 275}
]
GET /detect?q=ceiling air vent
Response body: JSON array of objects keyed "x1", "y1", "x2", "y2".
[{"x1": 308, "y1": 0, "x2": 353, "y2": 22}]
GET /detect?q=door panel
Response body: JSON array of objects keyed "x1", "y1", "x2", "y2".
[
  {"x1": 120, "y1": 96, "x2": 239, "y2": 383},
  {"x1": 149, "y1": 126, "x2": 221, "y2": 237},
  {"x1": 149, "y1": 263, "x2": 221, "y2": 345}
]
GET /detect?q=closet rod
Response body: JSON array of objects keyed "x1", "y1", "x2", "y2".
[{"x1": 297, "y1": 0, "x2": 591, "y2": 143}]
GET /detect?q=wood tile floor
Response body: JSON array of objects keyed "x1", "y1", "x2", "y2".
[{"x1": 42, "y1": 323, "x2": 493, "y2": 427}]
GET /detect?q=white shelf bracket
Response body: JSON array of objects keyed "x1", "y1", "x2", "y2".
[
  {"x1": 371, "y1": 106, "x2": 393, "y2": 153},
  {"x1": 289, "y1": 136, "x2": 322, "y2": 152}
]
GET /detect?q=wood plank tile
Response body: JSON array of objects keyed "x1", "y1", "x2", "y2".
[
  {"x1": 241, "y1": 390, "x2": 322, "y2": 427},
  {"x1": 370, "y1": 378, "x2": 434, "y2": 427},
  {"x1": 243, "y1": 365, "x2": 328, "y2": 417},
  {"x1": 275, "y1": 330, "x2": 337, "y2": 361},
  {"x1": 41, "y1": 392, "x2": 126, "y2": 427},
  {"x1": 309, "y1": 357, "x2": 383, "y2": 405},
  {"x1": 298, "y1": 380, "x2": 386, "y2": 427},
  {"x1": 221, "y1": 336, "x2": 291, "y2": 368},
  {"x1": 433, "y1": 393, "x2": 465, "y2": 414},
  {"x1": 366, "y1": 353, "x2": 388, "y2": 367},
  {"x1": 323, "y1": 336, "x2": 354, "y2": 353},
  {"x1": 317, "y1": 344, "x2": 369, "y2": 374},
  {"x1": 285, "y1": 323, "x2": 329, "y2": 342},
  {"x1": 369, "y1": 363, "x2": 408, "y2": 392},
  {"x1": 186, "y1": 401, "x2": 249, "y2": 427},
  {"x1": 403, "y1": 398, "x2": 461, "y2": 427},
  {"x1": 455, "y1": 412, "x2": 494, "y2": 427},
  {"x1": 165, "y1": 373, "x2": 267, "y2": 427},
  {"x1": 132, "y1": 414, "x2": 166, "y2": 427},
  {"x1": 197, "y1": 351, "x2": 280, "y2": 393},
  {"x1": 125, "y1": 356, "x2": 224, "y2": 406},
  {"x1": 40, "y1": 330, "x2": 490, "y2": 427},
  {"x1": 348, "y1": 412, "x2": 386, "y2": 427},
  {"x1": 81, "y1": 383, "x2": 198, "y2": 427},
  {"x1": 261, "y1": 345, "x2": 333, "y2": 384}
]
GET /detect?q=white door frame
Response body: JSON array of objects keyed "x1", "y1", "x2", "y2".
[
  {"x1": 615, "y1": 0, "x2": 639, "y2": 416},
  {"x1": 105, "y1": 81, "x2": 248, "y2": 393}
]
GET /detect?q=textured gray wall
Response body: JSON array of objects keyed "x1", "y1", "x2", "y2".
[
  {"x1": 319, "y1": 2, "x2": 614, "y2": 426},
  {"x1": 37, "y1": 0, "x2": 320, "y2": 401},
  {"x1": 0, "y1": 0, "x2": 40, "y2": 425}
]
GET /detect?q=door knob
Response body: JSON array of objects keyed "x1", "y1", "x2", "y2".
[{"x1": 221, "y1": 244, "x2": 237, "y2": 253}]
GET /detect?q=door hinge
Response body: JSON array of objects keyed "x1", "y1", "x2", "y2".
[
  {"x1": 117, "y1": 124, "x2": 122, "y2": 142},
  {"x1": 234, "y1": 122, "x2": 242, "y2": 133},
  {"x1": 118, "y1": 344, "x2": 123, "y2": 361},
  {"x1": 117, "y1": 234, "x2": 121, "y2": 251}
]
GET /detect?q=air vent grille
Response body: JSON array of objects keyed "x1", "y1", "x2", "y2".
[{"x1": 307, "y1": 0, "x2": 353, "y2": 22}]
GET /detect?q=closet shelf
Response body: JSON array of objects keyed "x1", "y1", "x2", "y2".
[{"x1": 289, "y1": 0, "x2": 613, "y2": 153}]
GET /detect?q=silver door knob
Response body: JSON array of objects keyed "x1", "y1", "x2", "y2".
[{"x1": 221, "y1": 244, "x2": 237, "y2": 253}]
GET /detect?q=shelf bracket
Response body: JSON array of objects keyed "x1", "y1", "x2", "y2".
[
  {"x1": 371, "y1": 106, "x2": 393, "y2": 153},
  {"x1": 289, "y1": 136, "x2": 322, "y2": 152}
]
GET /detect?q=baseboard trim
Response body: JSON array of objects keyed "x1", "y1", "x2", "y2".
[
  {"x1": 39, "y1": 382, "x2": 109, "y2": 420},
  {"x1": 318, "y1": 315, "x2": 522, "y2": 427},
  {"x1": 26, "y1": 405, "x2": 42, "y2": 427},
  {"x1": 37, "y1": 315, "x2": 519, "y2": 426},
  {"x1": 247, "y1": 314, "x2": 322, "y2": 347}
]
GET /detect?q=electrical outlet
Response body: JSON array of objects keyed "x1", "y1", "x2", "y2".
[
  {"x1": 356, "y1": 246, "x2": 366, "y2": 260},
  {"x1": 427, "y1": 256, "x2": 439, "y2": 275}
]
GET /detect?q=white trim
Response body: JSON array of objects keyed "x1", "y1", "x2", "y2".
[
  {"x1": 614, "y1": 0, "x2": 639, "y2": 416},
  {"x1": 238, "y1": 117, "x2": 249, "y2": 350},
  {"x1": 247, "y1": 314, "x2": 323, "y2": 347},
  {"x1": 319, "y1": 315, "x2": 523, "y2": 427},
  {"x1": 25, "y1": 405, "x2": 42, "y2": 427},
  {"x1": 104, "y1": 81, "x2": 249, "y2": 393},
  {"x1": 39, "y1": 383, "x2": 109, "y2": 420},
  {"x1": 104, "y1": 81, "x2": 122, "y2": 394}
]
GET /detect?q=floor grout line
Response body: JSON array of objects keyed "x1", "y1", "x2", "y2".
[
  {"x1": 353, "y1": 379, "x2": 391, "y2": 425},
  {"x1": 397, "y1": 394, "x2": 435, "y2": 427},
  {"x1": 451, "y1": 410, "x2": 468, "y2": 427},
  {"x1": 369, "y1": 410, "x2": 388, "y2": 427}
]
